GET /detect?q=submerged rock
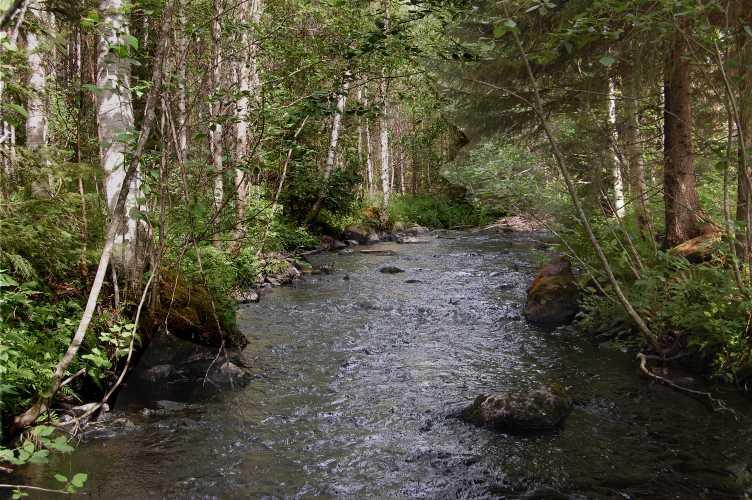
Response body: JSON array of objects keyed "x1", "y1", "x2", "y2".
[
  {"x1": 380, "y1": 266, "x2": 405, "y2": 274},
  {"x1": 115, "y1": 333, "x2": 251, "y2": 408},
  {"x1": 524, "y1": 257, "x2": 579, "y2": 328},
  {"x1": 460, "y1": 387, "x2": 572, "y2": 433}
]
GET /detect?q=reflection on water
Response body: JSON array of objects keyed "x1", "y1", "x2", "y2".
[{"x1": 18, "y1": 231, "x2": 752, "y2": 498}]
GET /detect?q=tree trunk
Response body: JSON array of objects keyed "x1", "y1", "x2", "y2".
[
  {"x1": 96, "y1": 0, "x2": 142, "y2": 276},
  {"x1": 307, "y1": 73, "x2": 350, "y2": 222},
  {"x1": 663, "y1": 26, "x2": 703, "y2": 248},
  {"x1": 210, "y1": 0, "x2": 224, "y2": 219},
  {"x1": 621, "y1": 66, "x2": 653, "y2": 239},
  {"x1": 608, "y1": 77, "x2": 625, "y2": 218},
  {"x1": 177, "y1": 0, "x2": 188, "y2": 163},
  {"x1": 363, "y1": 86, "x2": 374, "y2": 193},
  {"x1": 25, "y1": 4, "x2": 50, "y2": 197},
  {"x1": 379, "y1": 78, "x2": 390, "y2": 207},
  {"x1": 735, "y1": 35, "x2": 752, "y2": 264},
  {"x1": 379, "y1": 0, "x2": 391, "y2": 208},
  {"x1": 233, "y1": 0, "x2": 263, "y2": 244}
]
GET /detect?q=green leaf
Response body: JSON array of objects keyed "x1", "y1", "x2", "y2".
[
  {"x1": 126, "y1": 35, "x2": 139, "y2": 50},
  {"x1": 599, "y1": 55, "x2": 616, "y2": 67},
  {"x1": 70, "y1": 473, "x2": 88, "y2": 488},
  {"x1": 54, "y1": 473, "x2": 68, "y2": 483}
]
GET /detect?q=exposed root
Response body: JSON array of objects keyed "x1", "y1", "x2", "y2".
[{"x1": 636, "y1": 353, "x2": 739, "y2": 418}]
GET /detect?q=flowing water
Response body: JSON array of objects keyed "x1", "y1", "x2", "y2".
[{"x1": 18, "y1": 231, "x2": 752, "y2": 498}]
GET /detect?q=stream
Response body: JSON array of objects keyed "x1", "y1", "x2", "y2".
[{"x1": 19, "y1": 230, "x2": 752, "y2": 498}]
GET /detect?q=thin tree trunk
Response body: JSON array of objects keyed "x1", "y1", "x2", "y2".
[
  {"x1": 363, "y1": 86, "x2": 374, "y2": 193},
  {"x1": 379, "y1": 0, "x2": 391, "y2": 208},
  {"x1": 664, "y1": 25, "x2": 703, "y2": 248},
  {"x1": 233, "y1": 0, "x2": 263, "y2": 246},
  {"x1": 96, "y1": 0, "x2": 142, "y2": 276},
  {"x1": 25, "y1": 4, "x2": 50, "y2": 197},
  {"x1": 210, "y1": 0, "x2": 224, "y2": 219},
  {"x1": 177, "y1": 0, "x2": 188, "y2": 163},
  {"x1": 307, "y1": 73, "x2": 350, "y2": 222},
  {"x1": 734, "y1": 36, "x2": 752, "y2": 266},
  {"x1": 621, "y1": 66, "x2": 653, "y2": 240},
  {"x1": 608, "y1": 77, "x2": 625, "y2": 218}
]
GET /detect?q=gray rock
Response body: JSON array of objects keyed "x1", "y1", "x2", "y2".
[
  {"x1": 380, "y1": 266, "x2": 405, "y2": 274},
  {"x1": 331, "y1": 239, "x2": 348, "y2": 251},
  {"x1": 144, "y1": 364, "x2": 174, "y2": 382},
  {"x1": 220, "y1": 361, "x2": 246, "y2": 379},
  {"x1": 397, "y1": 236, "x2": 431, "y2": 244},
  {"x1": 460, "y1": 386, "x2": 572, "y2": 433},
  {"x1": 235, "y1": 290, "x2": 260, "y2": 304},
  {"x1": 344, "y1": 224, "x2": 379, "y2": 244}
]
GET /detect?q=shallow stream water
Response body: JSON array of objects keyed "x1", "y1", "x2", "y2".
[{"x1": 18, "y1": 231, "x2": 752, "y2": 498}]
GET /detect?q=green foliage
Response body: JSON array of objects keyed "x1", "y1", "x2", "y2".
[
  {"x1": 443, "y1": 138, "x2": 565, "y2": 216},
  {"x1": 387, "y1": 194, "x2": 493, "y2": 229},
  {"x1": 0, "y1": 271, "x2": 81, "y2": 418},
  {"x1": 280, "y1": 163, "x2": 362, "y2": 223},
  {"x1": 181, "y1": 245, "x2": 237, "y2": 297}
]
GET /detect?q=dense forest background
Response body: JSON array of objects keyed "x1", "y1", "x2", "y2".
[{"x1": 2, "y1": 0, "x2": 752, "y2": 492}]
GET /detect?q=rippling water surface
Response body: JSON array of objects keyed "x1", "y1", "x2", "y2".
[{"x1": 20, "y1": 231, "x2": 752, "y2": 498}]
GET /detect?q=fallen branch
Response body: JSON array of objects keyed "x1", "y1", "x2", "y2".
[{"x1": 0, "y1": 484, "x2": 71, "y2": 495}]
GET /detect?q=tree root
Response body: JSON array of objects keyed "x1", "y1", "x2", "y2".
[{"x1": 636, "y1": 353, "x2": 739, "y2": 418}]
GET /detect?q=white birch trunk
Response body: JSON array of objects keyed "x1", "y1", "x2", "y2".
[
  {"x1": 234, "y1": 0, "x2": 263, "y2": 231},
  {"x1": 210, "y1": 0, "x2": 224, "y2": 216},
  {"x1": 323, "y1": 74, "x2": 350, "y2": 179},
  {"x1": 379, "y1": 0, "x2": 391, "y2": 207},
  {"x1": 379, "y1": 77, "x2": 390, "y2": 207},
  {"x1": 177, "y1": 0, "x2": 188, "y2": 163},
  {"x1": 96, "y1": 0, "x2": 141, "y2": 269},
  {"x1": 363, "y1": 87, "x2": 374, "y2": 193},
  {"x1": 609, "y1": 77, "x2": 626, "y2": 218},
  {"x1": 26, "y1": 5, "x2": 49, "y2": 197},
  {"x1": 0, "y1": 4, "x2": 26, "y2": 184}
]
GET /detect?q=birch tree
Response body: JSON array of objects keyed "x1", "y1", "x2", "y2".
[
  {"x1": 379, "y1": 1, "x2": 391, "y2": 208},
  {"x1": 210, "y1": 0, "x2": 224, "y2": 218},
  {"x1": 233, "y1": 0, "x2": 263, "y2": 242},
  {"x1": 307, "y1": 71, "x2": 350, "y2": 222},
  {"x1": 96, "y1": 0, "x2": 142, "y2": 274},
  {"x1": 608, "y1": 77, "x2": 625, "y2": 218},
  {"x1": 25, "y1": 2, "x2": 49, "y2": 197}
]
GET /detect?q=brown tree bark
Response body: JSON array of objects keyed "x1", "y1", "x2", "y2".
[
  {"x1": 663, "y1": 26, "x2": 703, "y2": 248},
  {"x1": 735, "y1": 35, "x2": 752, "y2": 264},
  {"x1": 621, "y1": 66, "x2": 653, "y2": 240}
]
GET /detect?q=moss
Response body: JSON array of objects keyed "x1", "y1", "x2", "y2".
[{"x1": 146, "y1": 274, "x2": 246, "y2": 349}]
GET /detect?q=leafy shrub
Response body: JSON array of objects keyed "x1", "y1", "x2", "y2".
[
  {"x1": 388, "y1": 194, "x2": 493, "y2": 228},
  {"x1": 181, "y1": 245, "x2": 237, "y2": 296}
]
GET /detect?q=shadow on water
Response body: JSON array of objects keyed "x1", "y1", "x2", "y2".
[{"x1": 16, "y1": 231, "x2": 752, "y2": 498}]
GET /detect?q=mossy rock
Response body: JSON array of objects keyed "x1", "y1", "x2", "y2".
[
  {"x1": 461, "y1": 387, "x2": 573, "y2": 433},
  {"x1": 146, "y1": 274, "x2": 246, "y2": 349},
  {"x1": 524, "y1": 257, "x2": 579, "y2": 327}
]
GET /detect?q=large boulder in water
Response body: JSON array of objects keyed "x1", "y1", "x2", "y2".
[
  {"x1": 524, "y1": 256, "x2": 579, "y2": 327},
  {"x1": 460, "y1": 387, "x2": 572, "y2": 433}
]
